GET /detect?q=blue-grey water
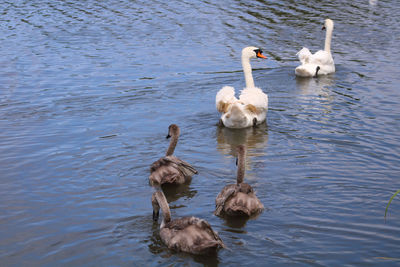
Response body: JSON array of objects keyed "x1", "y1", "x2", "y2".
[{"x1": 1, "y1": 0, "x2": 400, "y2": 266}]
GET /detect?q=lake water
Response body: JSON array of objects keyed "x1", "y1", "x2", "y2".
[{"x1": 1, "y1": 0, "x2": 400, "y2": 266}]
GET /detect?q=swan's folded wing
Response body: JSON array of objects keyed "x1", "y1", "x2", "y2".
[
  {"x1": 239, "y1": 87, "x2": 269, "y2": 114},
  {"x1": 165, "y1": 217, "x2": 221, "y2": 241},
  {"x1": 165, "y1": 217, "x2": 225, "y2": 252},
  {"x1": 296, "y1": 47, "x2": 312, "y2": 64},
  {"x1": 195, "y1": 218, "x2": 225, "y2": 247},
  {"x1": 164, "y1": 216, "x2": 194, "y2": 230},
  {"x1": 149, "y1": 156, "x2": 197, "y2": 185},
  {"x1": 216, "y1": 86, "x2": 237, "y2": 113},
  {"x1": 215, "y1": 184, "x2": 237, "y2": 216},
  {"x1": 149, "y1": 158, "x2": 182, "y2": 185},
  {"x1": 312, "y1": 50, "x2": 334, "y2": 66},
  {"x1": 165, "y1": 155, "x2": 198, "y2": 177}
]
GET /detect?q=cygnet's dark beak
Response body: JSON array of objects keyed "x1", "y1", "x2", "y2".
[
  {"x1": 235, "y1": 158, "x2": 238, "y2": 166},
  {"x1": 153, "y1": 210, "x2": 159, "y2": 221},
  {"x1": 166, "y1": 134, "x2": 171, "y2": 139},
  {"x1": 322, "y1": 26, "x2": 326, "y2": 30}
]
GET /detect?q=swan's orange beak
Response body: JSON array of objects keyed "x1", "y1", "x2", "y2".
[{"x1": 257, "y1": 51, "x2": 267, "y2": 59}]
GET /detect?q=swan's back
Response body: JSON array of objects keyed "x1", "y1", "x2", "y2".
[
  {"x1": 215, "y1": 183, "x2": 264, "y2": 217},
  {"x1": 160, "y1": 216, "x2": 225, "y2": 254},
  {"x1": 239, "y1": 87, "x2": 269, "y2": 112},
  {"x1": 295, "y1": 50, "x2": 334, "y2": 76},
  {"x1": 297, "y1": 49, "x2": 333, "y2": 67},
  {"x1": 149, "y1": 156, "x2": 198, "y2": 185},
  {"x1": 312, "y1": 50, "x2": 334, "y2": 66},
  {"x1": 216, "y1": 86, "x2": 268, "y2": 128}
]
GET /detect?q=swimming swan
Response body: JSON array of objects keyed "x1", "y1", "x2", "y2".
[
  {"x1": 149, "y1": 124, "x2": 197, "y2": 186},
  {"x1": 216, "y1": 47, "x2": 269, "y2": 128},
  {"x1": 295, "y1": 19, "x2": 335, "y2": 77},
  {"x1": 215, "y1": 145, "x2": 264, "y2": 217},
  {"x1": 152, "y1": 190, "x2": 225, "y2": 254}
]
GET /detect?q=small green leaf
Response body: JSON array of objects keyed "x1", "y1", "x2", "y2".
[{"x1": 384, "y1": 189, "x2": 400, "y2": 221}]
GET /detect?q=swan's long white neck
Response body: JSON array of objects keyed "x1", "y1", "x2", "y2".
[
  {"x1": 324, "y1": 25, "x2": 333, "y2": 54},
  {"x1": 242, "y1": 55, "x2": 255, "y2": 88}
]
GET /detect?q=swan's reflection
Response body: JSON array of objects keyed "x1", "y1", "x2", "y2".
[
  {"x1": 216, "y1": 123, "x2": 268, "y2": 180},
  {"x1": 369, "y1": 0, "x2": 378, "y2": 6},
  {"x1": 295, "y1": 74, "x2": 335, "y2": 99},
  {"x1": 295, "y1": 74, "x2": 338, "y2": 124},
  {"x1": 221, "y1": 210, "x2": 264, "y2": 228},
  {"x1": 216, "y1": 123, "x2": 269, "y2": 158},
  {"x1": 223, "y1": 216, "x2": 249, "y2": 228},
  {"x1": 161, "y1": 183, "x2": 197, "y2": 205}
]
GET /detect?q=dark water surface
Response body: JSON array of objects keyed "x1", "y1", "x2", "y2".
[{"x1": 1, "y1": 0, "x2": 400, "y2": 266}]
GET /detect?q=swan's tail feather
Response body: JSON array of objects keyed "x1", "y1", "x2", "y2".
[
  {"x1": 296, "y1": 47, "x2": 312, "y2": 64},
  {"x1": 295, "y1": 64, "x2": 319, "y2": 77},
  {"x1": 216, "y1": 86, "x2": 236, "y2": 113},
  {"x1": 175, "y1": 160, "x2": 198, "y2": 177}
]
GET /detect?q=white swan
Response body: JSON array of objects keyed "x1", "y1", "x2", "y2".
[
  {"x1": 295, "y1": 19, "x2": 335, "y2": 77},
  {"x1": 216, "y1": 47, "x2": 269, "y2": 129}
]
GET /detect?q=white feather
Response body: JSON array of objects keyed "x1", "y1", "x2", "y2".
[
  {"x1": 312, "y1": 50, "x2": 334, "y2": 66},
  {"x1": 216, "y1": 86, "x2": 237, "y2": 109},
  {"x1": 296, "y1": 47, "x2": 312, "y2": 65},
  {"x1": 239, "y1": 87, "x2": 268, "y2": 111}
]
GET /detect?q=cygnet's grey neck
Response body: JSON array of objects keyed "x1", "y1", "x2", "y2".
[
  {"x1": 153, "y1": 191, "x2": 171, "y2": 226},
  {"x1": 236, "y1": 147, "x2": 246, "y2": 184},
  {"x1": 166, "y1": 134, "x2": 178, "y2": 156}
]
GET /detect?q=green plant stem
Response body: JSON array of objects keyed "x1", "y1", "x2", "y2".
[{"x1": 385, "y1": 189, "x2": 400, "y2": 221}]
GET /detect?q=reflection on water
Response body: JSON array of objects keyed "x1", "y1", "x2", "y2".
[
  {"x1": 295, "y1": 74, "x2": 335, "y2": 98},
  {"x1": 220, "y1": 210, "x2": 265, "y2": 229},
  {"x1": 222, "y1": 216, "x2": 250, "y2": 229},
  {"x1": 369, "y1": 0, "x2": 378, "y2": 6},
  {"x1": 216, "y1": 124, "x2": 269, "y2": 175},
  {"x1": 216, "y1": 124, "x2": 269, "y2": 157},
  {"x1": 161, "y1": 183, "x2": 197, "y2": 204},
  {"x1": 295, "y1": 74, "x2": 336, "y2": 118}
]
